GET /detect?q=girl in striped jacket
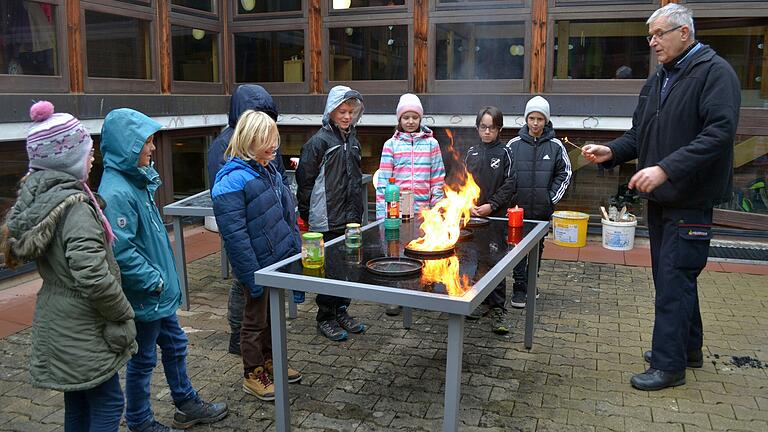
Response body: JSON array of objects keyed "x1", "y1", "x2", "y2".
[{"x1": 375, "y1": 93, "x2": 446, "y2": 220}]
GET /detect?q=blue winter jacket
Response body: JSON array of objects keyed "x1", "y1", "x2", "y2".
[
  {"x1": 98, "y1": 109, "x2": 181, "y2": 322},
  {"x1": 212, "y1": 157, "x2": 301, "y2": 298}
]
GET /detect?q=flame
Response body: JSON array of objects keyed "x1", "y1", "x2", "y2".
[{"x1": 421, "y1": 256, "x2": 471, "y2": 297}]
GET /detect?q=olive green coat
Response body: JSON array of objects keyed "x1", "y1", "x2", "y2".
[{"x1": 3, "y1": 170, "x2": 137, "y2": 392}]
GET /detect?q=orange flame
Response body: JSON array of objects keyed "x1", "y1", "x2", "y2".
[{"x1": 421, "y1": 256, "x2": 471, "y2": 297}]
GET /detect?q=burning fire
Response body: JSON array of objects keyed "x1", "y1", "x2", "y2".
[
  {"x1": 421, "y1": 256, "x2": 471, "y2": 296},
  {"x1": 406, "y1": 129, "x2": 481, "y2": 251}
]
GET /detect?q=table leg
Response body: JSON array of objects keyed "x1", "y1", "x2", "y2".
[
  {"x1": 402, "y1": 307, "x2": 412, "y2": 329},
  {"x1": 269, "y1": 288, "x2": 291, "y2": 432},
  {"x1": 288, "y1": 291, "x2": 297, "y2": 319},
  {"x1": 443, "y1": 314, "x2": 464, "y2": 432},
  {"x1": 172, "y1": 216, "x2": 190, "y2": 311},
  {"x1": 524, "y1": 240, "x2": 540, "y2": 350},
  {"x1": 220, "y1": 237, "x2": 230, "y2": 279}
]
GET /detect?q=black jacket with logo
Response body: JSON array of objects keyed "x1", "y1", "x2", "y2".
[
  {"x1": 505, "y1": 124, "x2": 572, "y2": 221},
  {"x1": 464, "y1": 139, "x2": 516, "y2": 217},
  {"x1": 603, "y1": 44, "x2": 740, "y2": 209}
]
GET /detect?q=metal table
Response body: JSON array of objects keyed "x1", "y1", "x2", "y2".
[
  {"x1": 255, "y1": 218, "x2": 549, "y2": 432},
  {"x1": 162, "y1": 172, "x2": 372, "y2": 310}
]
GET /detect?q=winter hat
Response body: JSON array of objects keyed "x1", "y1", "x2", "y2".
[
  {"x1": 26, "y1": 101, "x2": 93, "y2": 181},
  {"x1": 396, "y1": 93, "x2": 424, "y2": 120},
  {"x1": 524, "y1": 96, "x2": 550, "y2": 123}
]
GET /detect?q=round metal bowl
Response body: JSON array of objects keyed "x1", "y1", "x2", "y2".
[
  {"x1": 403, "y1": 245, "x2": 456, "y2": 259},
  {"x1": 365, "y1": 256, "x2": 423, "y2": 278}
]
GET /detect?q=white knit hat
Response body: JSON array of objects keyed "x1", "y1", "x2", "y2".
[
  {"x1": 524, "y1": 96, "x2": 550, "y2": 123},
  {"x1": 396, "y1": 93, "x2": 423, "y2": 120}
]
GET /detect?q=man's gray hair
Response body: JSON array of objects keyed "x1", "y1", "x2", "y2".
[{"x1": 647, "y1": 3, "x2": 695, "y2": 39}]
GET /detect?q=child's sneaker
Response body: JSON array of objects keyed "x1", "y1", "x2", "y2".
[
  {"x1": 466, "y1": 303, "x2": 489, "y2": 320},
  {"x1": 172, "y1": 396, "x2": 228, "y2": 428},
  {"x1": 318, "y1": 320, "x2": 348, "y2": 341},
  {"x1": 243, "y1": 367, "x2": 275, "y2": 401},
  {"x1": 265, "y1": 359, "x2": 302, "y2": 383},
  {"x1": 337, "y1": 307, "x2": 366, "y2": 333},
  {"x1": 510, "y1": 290, "x2": 527, "y2": 309},
  {"x1": 489, "y1": 307, "x2": 509, "y2": 334}
]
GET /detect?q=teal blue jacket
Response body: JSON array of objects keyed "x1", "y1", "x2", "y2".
[{"x1": 98, "y1": 109, "x2": 181, "y2": 322}]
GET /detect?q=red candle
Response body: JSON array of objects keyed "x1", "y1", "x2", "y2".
[
  {"x1": 507, "y1": 206, "x2": 524, "y2": 227},
  {"x1": 507, "y1": 227, "x2": 524, "y2": 245}
]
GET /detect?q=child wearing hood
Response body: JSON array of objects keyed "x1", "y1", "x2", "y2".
[
  {"x1": 212, "y1": 110, "x2": 303, "y2": 401},
  {"x1": 376, "y1": 93, "x2": 446, "y2": 316},
  {"x1": 505, "y1": 96, "x2": 572, "y2": 309},
  {"x1": 1, "y1": 101, "x2": 136, "y2": 431},
  {"x1": 99, "y1": 108, "x2": 228, "y2": 432},
  {"x1": 296, "y1": 85, "x2": 367, "y2": 342}
]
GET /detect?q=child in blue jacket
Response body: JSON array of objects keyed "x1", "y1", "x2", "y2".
[{"x1": 212, "y1": 110, "x2": 303, "y2": 401}]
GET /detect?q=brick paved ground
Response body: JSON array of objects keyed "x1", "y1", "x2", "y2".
[{"x1": 0, "y1": 252, "x2": 766, "y2": 431}]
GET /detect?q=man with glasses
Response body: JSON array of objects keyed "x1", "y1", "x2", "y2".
[{"x1": 582, "y1": 4, "x2": 740, "y2": 391}]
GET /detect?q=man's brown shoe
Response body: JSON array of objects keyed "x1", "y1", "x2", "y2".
[
  {"x1": 243, "y1": 367, "x2": 275, "y2": 401},
  {"x1": 265, "y1": 359, "x2": 302, "y2": 383}
]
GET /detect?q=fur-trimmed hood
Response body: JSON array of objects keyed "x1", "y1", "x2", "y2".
[{"x1": 4, "y1": 170, "x2": 90, "y2": 261}]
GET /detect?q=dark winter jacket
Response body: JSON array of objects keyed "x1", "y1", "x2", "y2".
[
  {"x1": 603, "y1": 44, "x2": 740, "y2": 209},
  {"x1": 212, "y1": 157, "x2": 301, "y2": 298},
  {"x1": 296, "y1": 86, "x2": 365, "y2": 232},
  {"x1": 464, "y1": 138, "x2": 516, "y2": 217},
  {"x1": 207, "y1": 84, "x2": 287, "y2": 188},
  {"x1": 505, "y1": 123, "x2": 572, "y2": 221},
  {"x1": 3, "y1": 170, "x2": 137, "y2": 391}
]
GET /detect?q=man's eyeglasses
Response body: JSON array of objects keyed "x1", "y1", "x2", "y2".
[
  {"x1": 647, "y1": 25, "x2": 683, "y2": 43},
  {"x1": 478, "y1": 125, "x2": 499, "y2": 132}
]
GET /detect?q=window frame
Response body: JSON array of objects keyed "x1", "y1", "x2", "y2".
[
  {"x1": 169, "y1": 12, "x2": 225, "y2": 93},
  {"x1": 323, "y1": 18, "x2": 412, "y2": 94},
  {"x1": 428, "y1": 12, "x2": 531, "y2": 94},
  {"x1": 0, "y1": 0, "x2": 70, "y2": 93},
  {"x1": 80, "y1": 0, "x2": 160, "y2": 93},
  {"x1": 231, "y1": 0, "x2": 306, "y2": 21},
  {"x1": 433, "y1": 0, "x2": 526, "y2": 11},
  {"x1": 229, "y1": 22, "x2": 310, "y2": 94},
  {"x1": 545, "y1": 6, "x2": 657, "y2": 94},
  {"x1": 170, "y1": 0, "x2": 219, "y2": 19},
  {"x1": 324, "y1": 0, "x2": 411, "y2": 19}
]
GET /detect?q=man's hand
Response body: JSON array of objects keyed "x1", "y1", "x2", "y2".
[
  {"x1": 470, "y1": 204, "x2": 492, "y2": 217},
  {"x1": 581, "y1": 144, "x2": 613, "y2": 164},
  {"x1": 629, "y1": 166, "x2": 668, "y2": 193}
]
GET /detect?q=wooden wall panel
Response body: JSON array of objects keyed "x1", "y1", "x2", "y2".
[
  {"x1": 413, "y1": 0, "x2": 428, "y2": 93},
  {"x1": 530, "y1": 0, "x2": 548, "y2": 93},
  {"x1": 309, "y1": 0, "x2": 322, "y2": 93},
  {"x1": 158, "y1": 1, "x2": 171, "y2": 94},
  {"x1": 67, "y1": 0, "x2": 83, "y2": 93}
]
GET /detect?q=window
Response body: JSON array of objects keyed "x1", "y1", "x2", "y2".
[
  {"x1": 328, "y1": 25, "x2": 408, "y2": 81},
  {"x1": 84, "y1": 10, "x2": 151, "y2": 79},
  {"x1": 1, "y1": 1, "x2": 58, "y2": 76},
  {"x1": 171, "y1": 136, "x2": 209, "y2": 198},
  {"x1": 237, "y1": 0, "x2": 301, "y2": 14},
  {"x1": 0, "y1": 141, "x2": 29, "y2": 216},
  {"x1": 234, "y1": 30, "x2": 305, "y2": 83},
  {"x1": 330, "y1": 0, "x2": 405, "y2": 10},
  {"x1": 172, "y1": 25, "x2": 219, "y2": 82},
  {"x1": 435, "y1": 21, "x2": 525, "y2": 80},
  {"x1": 172, "y1": 0, "x2": 214, "y2": 13},
  {"x1": 553, "y1": 20, "x2": 649, "y2": 80}
]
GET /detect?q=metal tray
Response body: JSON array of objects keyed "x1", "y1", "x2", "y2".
[
  {"x1": 365, "y1": 256, "x2": 424, "y2": 277},
  {"x1": 404, "y1": 245, "x2": 456, "y2": 259},
  {"x1": 466, "y1": 217, "x2": 490, "y2": 228}
]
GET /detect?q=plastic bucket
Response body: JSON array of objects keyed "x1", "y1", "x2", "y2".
[
  {"x1": 601, "y1": 219, "x2": 637, "y2": 251},
  {"x1": 551, "y1": 211, "x2": 589, "y2": 248}
]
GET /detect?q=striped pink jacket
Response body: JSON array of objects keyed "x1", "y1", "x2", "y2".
[{"x1": 375, "y1": 126, "x2": 446, "y2": 220}]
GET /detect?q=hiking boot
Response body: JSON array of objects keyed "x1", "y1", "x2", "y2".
[
  {"x1": 385, "y1": 304, "x2": 402, "y2": 316},
  {"x1": 243, "y1": 367, "x2": 275, "y2": 401},
  {"x1": 318, "y1": 320, "x2": 348, "y2": 341},
  {"x1": 228, "y1": 332, "x2": 241, "y2": 356},
  {"x1": 630, "y1": 368, "x2": 686, "y2": 391},
  {"x1": 489, "y1": 307, "x2": 509, "y2": 335},
  {"x1": 643, "y1": 350, "x2": 704, "y2": 368},
  {"x1": 466, "y1": 303, "x2": 489, "y2": 320},
  {"x1": 172, "y1": 396, "x2": 228, "y2": 429},
  {"x1": 337, "y1": 308, "x2": 366, "y2": 333},
  {"x1": 129, "y1": 419, "x2": 181, "y2": 432},
  {"x1": 265, "y1": 359, "x2": 302, "y2": 383}
]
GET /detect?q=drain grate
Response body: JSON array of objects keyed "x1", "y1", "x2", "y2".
[{"x1": 709, "y1": 246, "x2": 768, "y2": 262}]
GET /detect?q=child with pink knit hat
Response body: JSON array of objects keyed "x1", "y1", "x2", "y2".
[{"x1": 1, "y1": 101, "x2": 136, "y2": 431}]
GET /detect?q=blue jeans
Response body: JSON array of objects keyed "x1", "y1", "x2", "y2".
[
  {"x1": 64, "y1": 372, "x2": 123, "y2": 432},
  {"x1": 125, "y1": 313, "x2": 197, "y2": 428}
]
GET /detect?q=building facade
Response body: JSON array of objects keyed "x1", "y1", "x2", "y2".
[{"x1": 1, "y1": 0, "x2": 767, "y2": 234}]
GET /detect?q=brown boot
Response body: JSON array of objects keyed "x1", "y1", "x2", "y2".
[
  {"x1": 243, "y1": 367, "x2": 275, "y2": 401},
  {"x1": 265, "y1": 359, "x2": 302, "y2": 383}
]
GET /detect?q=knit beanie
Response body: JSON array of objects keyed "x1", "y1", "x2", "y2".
[
  {"x1": 524, "y1": 96, "x2": 550, "y2": 123},
  {"x1": 396, "y1": 93, "x2": 424, "y2": 120},
  {"x1": 27, "y1": 101, "x2": 93, "y2": 181}
]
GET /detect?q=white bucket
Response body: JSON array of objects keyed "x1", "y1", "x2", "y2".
[
  {"x1": 204, "y1": 215, "x2": 219, "y2": 233},
  {"x1": 601, "y1": 219, "x2": 637, "y2": 251}
]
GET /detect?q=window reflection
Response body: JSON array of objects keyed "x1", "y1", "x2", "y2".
[
  {"x1": 172, "y1": 26, "x2": 218, "y2": 82},
  {"x1": 328, "y1": 25, "x2": 407, "y2": 81},
  {"x1": 331, "y1": 0, "x2": 404, "y2": 9},
  {"x1": 237, "y1": 0, "x2": 301, "y2": 14},
  {"x1": 172, "y1": 0, "x2": 214, "y2": 12},
  {"x1": 0, "y1": 1, "x2": 57, "y2": 76},
  {"x1": 553, "y1": 20, "x2": 648, "y2": 80},
  {"x1": 172, "y1": 136, "x2": 209, "y2": 197},
  {"x1": 234, "y1": 31, "x2": 304, "y2": 83},
  {"x1": 436, "y1": 22, "x2": 525, "y2": 80},
  {"x1": 85, "y1": 10, "x2": 151, "y2": 79}
]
